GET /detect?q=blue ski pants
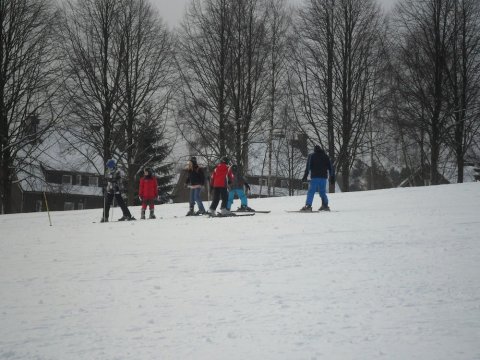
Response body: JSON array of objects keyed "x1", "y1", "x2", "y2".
[
  {"x1": 189, "y1": 187, "x2": 205, "y2": 211},
  {"x1": 306, "y1": 177, "x2": 328, "y2": 207},
  {"x1": 227, "y1": 188, "x2": 248, "y2": 210}
]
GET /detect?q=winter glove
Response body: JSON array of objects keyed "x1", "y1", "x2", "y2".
[
  {"x1": 245, "y1": 183, "x2": 251, "y2": 192},
  {"x1": 329, "y1": 176, "x2": 336, "y2": 185},
  {"x1": 302, "y1": 175, "x2": 308, "y2": 182},
  {"x1": 138, "y1": 196, "x2": 143, "y2": 202}
]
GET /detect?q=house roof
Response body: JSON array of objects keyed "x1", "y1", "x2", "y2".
[{"x1": 16, "y1": 130, "x2": 104, "y2": 196}]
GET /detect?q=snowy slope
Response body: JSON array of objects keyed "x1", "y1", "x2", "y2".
[{"x1": 1, "y1": 183, "x2": 479, "y2": 360}]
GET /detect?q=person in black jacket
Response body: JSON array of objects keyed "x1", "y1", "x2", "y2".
[
  {"x1": 301, "y1": 145, "x2": 335, "y2": 211},
  {"x1": 100, "y1": 159, "x2": 135, "y2": 222},
  {"x1": 185, "y1": 157, "x2": 207, "y2": 215}
]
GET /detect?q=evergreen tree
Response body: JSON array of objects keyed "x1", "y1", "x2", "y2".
[{"x1": 133, "y1": 122, "x2": 174, "y2": 204}]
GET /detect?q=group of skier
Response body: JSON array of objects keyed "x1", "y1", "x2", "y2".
[
  {"x1": 184, "y1": 156, "x2": 254, "y2": 217},
  {"x1": 100, "y1": 144, "x2": 335, "y2": 222}
]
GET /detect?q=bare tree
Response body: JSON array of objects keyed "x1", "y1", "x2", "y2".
[
  {"x1": 290, "y1": 0, "x2": 337, "y2": 188},
  {"x1": 274, "y1": 103, "x2": 306, "y2": 195},
  {"x1": 0, "y1": 0, "x2": 60, "y2": 213},
  {"x1": 59, "y1": 0, "x2": 125, "y2": 170},
  {"x1": 444, "y1": 0, "x2": 480, "y2": 182},
  {"x1": 119, "y1": 0, "x2": 176, "y2": 204},
  {"x1": 228, "y1": 0, "x2": 270, "y2": 171},
  {"x1": 176, "y1": 0, "x2": 234, "y2": 163},
  {"x1": 392, "y1": 0, "x2": 456, "y2": 185},
  {"x1": 264, "y1": 0, "x2": 291, "y2": 196},
  {"x1": 177, "y1": 0, "x2": 274, "y2": 172},
  {"x1": 292, "y1": 0, "x2": 384, "y2": 191}
]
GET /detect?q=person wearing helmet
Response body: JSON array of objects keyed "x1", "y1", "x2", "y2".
[
  {"x1": 227, "y1": 164, "x2": 253, "y2": 212},
  {"x1": 139, "y1": 167, "x2": 158, "y2": 219},
  {"x1": 300, "y1": 145, "x2": 335, "y2": 211},
  {"x1": 100, "y1": 159, "x2": 136, "y2": 222},
  {"x1": 185, "y1": 156, "x2": 207, "y2": 216},
  {"x1": 208, "y1": 156, "x2": 234, "y2": 216}
]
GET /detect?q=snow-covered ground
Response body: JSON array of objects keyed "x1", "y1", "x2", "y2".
[{"x1": 1, "y1": 183, "x2": 479, "y2": 360}]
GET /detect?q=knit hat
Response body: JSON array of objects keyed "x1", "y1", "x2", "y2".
[
  {"x1": 314, "y1": 145, "x2": 321, "y2": 153},
  {"x1": 190, "y1": 156, "x2": 197, "y2": 165},
  {"x1": 106, "y1": 159, "x2": 116, "y2": 170},
  {"x1": 221, "y1": 156, "x2": 230, "y2": 164}
]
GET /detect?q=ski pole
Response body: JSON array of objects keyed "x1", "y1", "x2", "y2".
[
  {"x1": 43, "y1": 191, "x2": 52, "y2": 226},
  {"x1": 207, "y1": 182, "x2": 210, "y2": 209},
  {"x1": 111, "y1": 193, "x2": 115, "y2": 222},
  {"x1": 103, "y1": 187, "x2": 107, "y2": 221}
]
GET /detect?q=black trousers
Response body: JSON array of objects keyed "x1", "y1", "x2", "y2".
[
  {"x1": 209, "y1": 187, "x2": 228, "y2": 211},
  {"x1": 103, "y1": 192, "x2": 132, "y2": 219}
]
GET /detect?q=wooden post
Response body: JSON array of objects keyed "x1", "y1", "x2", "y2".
[{"x1": 43, "y1": 192, "x2": 52, "y2": 226}]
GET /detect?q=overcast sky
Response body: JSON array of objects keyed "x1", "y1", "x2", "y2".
[{"x1": 150, "y1": 0, "x2": 398, "y2": 28}]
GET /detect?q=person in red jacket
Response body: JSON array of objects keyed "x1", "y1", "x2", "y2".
[
  {"x1": 208, "y1": 156, "x2": 234, "y2": 216},
  {"x1": 139, "y1": 167, "x2": 158, "y2": 219}
]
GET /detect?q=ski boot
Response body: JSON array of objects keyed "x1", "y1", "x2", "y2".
[
  {"x1": 300, "y1": 205, "x2": 312, "y2": 212},
  {"x1": 118, "y1": 215, "x2": 136, "y2": 221},
  {"x1": 195, "y1": 209, "x2": 206, "y2": 215},
  {"x1": 319, "y1": 205, "x2": 330, "y2": 211},
  {"x1": 149, "y1": 210, "x2": 156, "y2": 219},
  {"x1": 207, "y1": 208, "x2": 216, "y2": 217},
  {"x1": 141, "y1": 209, "x2": 146, "y2": 220},
  {"x1": 186, "y1": 208, "x2": 195, "y2": 216},
  {"x1": 220, "y1": 208, "x2": 234, "y2": 216},
  {"x1": 237, "y1": 205, "x2": 255, "y2": 212},
  {"x1": 100, "y1": 217, "x2": 109, "y2": 223}
]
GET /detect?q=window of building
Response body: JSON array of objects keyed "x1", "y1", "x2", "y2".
[
  {"x1": 89, "y1": 176, "x2": 98, "y2": 187},
  {"x1": 62, "y1": 175, "x2": 72, "y2": 185},
  {"x1": 281, "y1": 179, "x2": 288, "y2": 188},
  {"x1": 77, "y1": 202, "x2": 84, "y2": 210},
  {"x1": 77, "y1": 175, "x2": 82, "y2": 186},
  {"x1": 64, "y1": 202, "x2": 74, "y2": 211},
  {"x1": 36, "y1": 200, "x2": 43, "y2": 212},
  {"x1": 260, "y1": 178, "x2": 268, "y2": 186}
]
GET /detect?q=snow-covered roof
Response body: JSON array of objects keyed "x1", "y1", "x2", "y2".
[
  {"x1": 32, "y1": 131, "x2": 104, "y2": 173},
  {"x1": 16, "y1": 130, "x2": 104, "y2": 196}
]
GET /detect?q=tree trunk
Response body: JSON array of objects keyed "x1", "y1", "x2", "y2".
[
  {"x1": 0, "y1": 149, "x2": 12, "y2": 214},
  {"x1": 327, "y1": 0, "x2": 335, "y2": 193},
  {"x1": 341, "y1": 161, "x2": 350, "y2": 192}
]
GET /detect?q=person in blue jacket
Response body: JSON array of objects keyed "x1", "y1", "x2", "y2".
[{"x1": 301, "y1": 145, "x2": 335, "y2": 211}]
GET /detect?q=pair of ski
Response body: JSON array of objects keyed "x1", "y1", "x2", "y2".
[
  {"x1": 285, "y1": 210, "x2": 333, "y2": 213},
  {"x1": 208, "y1": 213, "x2": 255, "y2": 218},
  {"x1": 207, "y1": 209, "x2": 271, "y2": 218}
]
